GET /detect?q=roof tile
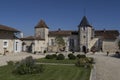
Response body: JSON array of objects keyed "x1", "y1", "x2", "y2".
[
  {"x1": 0, "y1": 24, "x2": 20, "y2": 32},
  {"x1": 35, "y1": 20, "x2": 49, "y2": 28}
]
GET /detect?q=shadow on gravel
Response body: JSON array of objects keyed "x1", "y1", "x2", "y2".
[{"x1": 110, "y1": 54, "x2": 120, "y2": 59}]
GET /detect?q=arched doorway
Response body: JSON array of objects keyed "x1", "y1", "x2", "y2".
[{"x1": 82, "y1": 46, "x2": 86, "y2": 53}]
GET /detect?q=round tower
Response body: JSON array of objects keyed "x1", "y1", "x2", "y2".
[{"x1": 78, "y1": 16, "x2": 93, "y2": 52}]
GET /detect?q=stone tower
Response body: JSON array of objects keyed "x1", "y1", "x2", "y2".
[
  {"x1": 35, "y1": 20, "x2": 49, "y2": 42},
  {"x1": 78, "y1": 16, "x2": 93, "y2": 52}
]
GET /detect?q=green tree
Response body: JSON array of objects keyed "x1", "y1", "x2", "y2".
[{"x1": 55, "y1": 36, "x2": 65, "y2": 51}]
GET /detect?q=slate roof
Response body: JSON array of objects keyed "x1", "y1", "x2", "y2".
[
  {"x1": 49, "y1": 29, "x2": 78, "y2": 37},
  {"x1": 95, "y1": 30, "x2": 119, "y2": 39},
  {"x1": 20, "y1": 36, "x2": 45, "y2": 40},
  {"x1": 49, "y1": 29, "x2": 119, "y2": 40},
  {"x1": 35, "y1": 20, "x2": 49, "y2": 28},
  {"x1": 0, "y1": 24, "x2": 20, "y2": 32},
  {"x1": 78, "y1": 16, "x2": 92, "y2": 27}
]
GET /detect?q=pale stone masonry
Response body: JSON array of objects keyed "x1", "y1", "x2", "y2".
[
  {"x1": 0, "y1": 24, "x2": 21, "y2": 54},
  {"x1": 21, "y1": 16, "x2": 119, "y2": 53},
  {"x1": 0, "y1": 16, "x2": 119, "y2": 54}
]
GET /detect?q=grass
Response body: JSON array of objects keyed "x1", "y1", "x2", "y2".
[
  {"x1": 0, "y1": 65, "x2": 91, "y2": 80},
  {"x1": 36, "y1": 58, "x2": 77, "y2": 64}
]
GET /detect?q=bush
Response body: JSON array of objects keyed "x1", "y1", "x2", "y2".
[
  {"x1": 76, "y1": 54, "x2": 86, "y2": 59},
  {"x1": 45, "y1": 55, "x2": 53, "y2": 59},
  {"x1": 7, "y1": 61, "x2": 14, "y2": 66},
  {"x1": 52, "y1": 54, "x2": 57, "y2": 58},
  {"x1": 13, "y1": 56, "x2": 44, "y2": 75},
  {"x1": 75, "y1": 58, "x2": 86, "y2": 67},
  {"x1": 75, "y1": 57, "x2": 94, "y2": 68},
  {"x1": 76, "y1": 54, "x2": 81, "y2": 59},
  {"x1": 87, "y1": 57, "x2": 94, "y2": 64},
  {"x1": 57, "y1": 54, "x2": 65, "y2": 60},
  {"x1": 68, "y1": 54, "x2": 76, "y2": 60},
  {"x1": 80, "y1": 55, "x2": 86, "y2": 58}
]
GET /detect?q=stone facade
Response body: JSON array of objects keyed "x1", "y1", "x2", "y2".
[
  {"x1": 21, "y1": 16, "x2": 120, "y2": 53},
  {"x1": 102, "y1": 39, "x2": 119, "y2": 52},
  {"x1": 1, "y1": 16, "x2": 119, "y2": 54},
  {"x1": 0, "y1": 25, "x2": 21, "y2": 54}
]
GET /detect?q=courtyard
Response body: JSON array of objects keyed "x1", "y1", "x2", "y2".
[{"x1": 0, "y1": 52, "x2": 120, "y2": 80}]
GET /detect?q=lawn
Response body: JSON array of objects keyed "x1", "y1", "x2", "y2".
[
  {"x1": 36, "y1": 58, "x2": 76, "y2": 64},
  {"x1": 0, "y1": 65, "x2": 91, "y2": 80}
]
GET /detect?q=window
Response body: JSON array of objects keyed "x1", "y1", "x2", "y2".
[
  {"x1": 83, "y1": 27, "x2": 86, "y2": 31},
  {"x1": 69, "y1": 39, "x2": 74, "y2": 47},
  {"x1": 51, "y1": 39, "x2": 54, "y2": 45},
  {"x1": 16, "y1": 42, "x2": 18, "y2": 50},
  {"x1": 4, "y1": 42, "x2": 7, "y2": 46},
  {"x1": 3, "y1": 40, "x2": 8, "y2": 48}
]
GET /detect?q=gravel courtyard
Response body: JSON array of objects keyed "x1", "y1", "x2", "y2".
[
  {"x1": 88, "y1": 52, "x2": 120, "y2": 80},
  {"x1": 0, "y1": 52, "x2": 120, "y2": 80},
  {"x1": 0, "y1": 52, "x2": 45, "y2": 66}
]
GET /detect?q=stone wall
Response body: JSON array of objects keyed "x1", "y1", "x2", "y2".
[
  {"x1": 48, "y1": 36, "x2": 70, "y2": 52},
  {"x1": 34, "y1": 40, "x2": 47, "y2": 53},
  {"x1": 0, "y1": 39, "x2": 14, "y2": 54},
  {"x1": 103, "y1": 39, "x2": 119, "y2": 53},
  {"x1": 79, "y1": 26, "x2": 93, "y2": 51}
]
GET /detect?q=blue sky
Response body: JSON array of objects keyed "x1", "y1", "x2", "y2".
[{"x1": 0, "y1": 0, "x2": 120, "y2": 36}]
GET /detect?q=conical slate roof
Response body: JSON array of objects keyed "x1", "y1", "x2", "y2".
[
  {"x1": 35, "y1": 20, "x2": 49, "y2": 28},
  {"x1": 78, "y1": 16, "x2": 92, "y2": 27}
]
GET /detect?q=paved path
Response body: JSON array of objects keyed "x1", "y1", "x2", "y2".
[
  {"x1": 0, "y1": 52, "x2": 45, "y2": 66},
  {"x1": 88, "y1": 52, "x2": 120, "y2": 80}
]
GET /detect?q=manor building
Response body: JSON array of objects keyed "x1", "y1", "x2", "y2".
[
  {"x1": 0, "y1": 16, "x2": 119, "y2": 54},
  {"x1": 21, "y1": 16, "x2": 119, "y2": 53},
  {"x1": 0, "y1": 24, "x2": 21, "y2": 54}
]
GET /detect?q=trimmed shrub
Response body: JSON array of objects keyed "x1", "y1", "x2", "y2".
[
  {"x1": 45, "y1": 55, "x2": 53, "y2": 59},
  {"x1": 13, "y1": 56, "x2": 44, "y2": 75},
  {"x1": 87, "y1": 57, "x2": 94, "y2": 64},
  {"x1": 57, "y1": 54, "x2": 65, "y2": 60},
  {"x1": 76, "y1": 54, "x2": 86, "y2": 59},
  {"x1": 75, "y1": 58, "x2": 86, "y2": 67},
  {"x1": 76, "y1": 54, "x2": 81, "y2": 59},
  {"x1": 52, "y1": 54, "x2": 57, "y2": 58},
  {"x1": 68, "y1": 54, "x2": 76, "y2": 60},
  {"x1": 7, "y1": 61, "x2": 14, "y2": 66},
  {"x1": 75, "y1": 57, "x2": 94, "y2": 68},
  {"x1": 80, "y1": 55, "x2": 86, "y2": 58}
]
